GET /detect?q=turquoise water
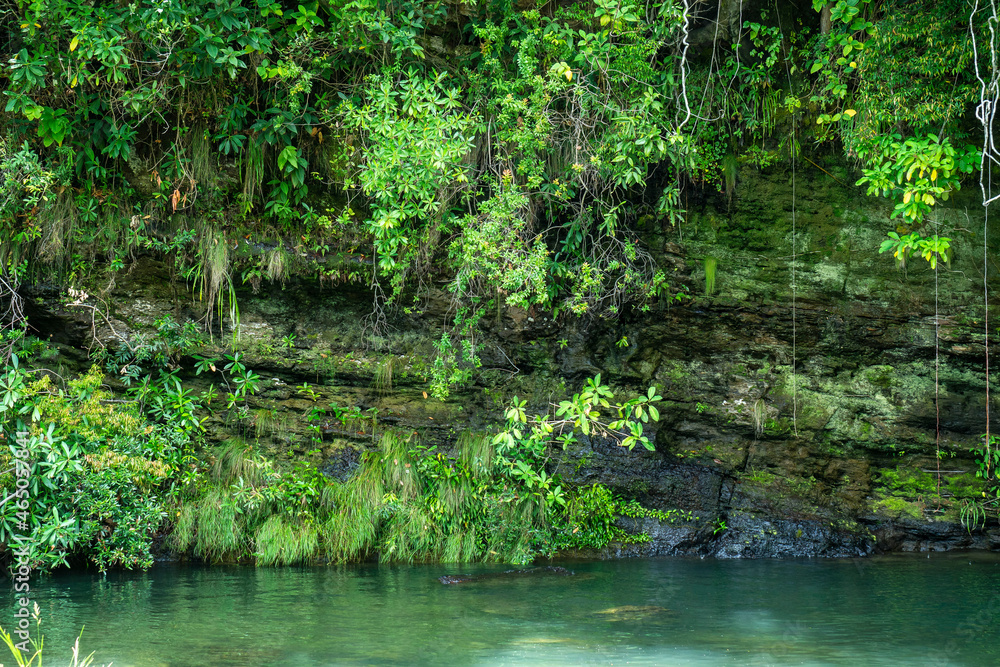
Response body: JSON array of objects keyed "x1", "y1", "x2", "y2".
[{"x1": 10, "y1": 552, "x2": 1000, "y2": 666}]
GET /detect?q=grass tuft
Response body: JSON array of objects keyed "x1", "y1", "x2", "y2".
[{"x1": 255, "y1": 515, "x2": 319, "y2": 565}]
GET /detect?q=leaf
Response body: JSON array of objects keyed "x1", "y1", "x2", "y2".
[
  {"x1": 69, "y1": 36, "x2": 79, "y2": 52},
  {"x1": 563, "y1": 69, "x2": 572, "y2": 82},
  {"x1": 843, "y1": 109, "x2": 857, "y2": 118}
]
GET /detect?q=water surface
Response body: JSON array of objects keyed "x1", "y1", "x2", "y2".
[{"x1": 11, "y1": 552, "x2": 1000, "y2": 665}]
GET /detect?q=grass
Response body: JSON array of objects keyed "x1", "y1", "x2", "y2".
[
  {"x1": 212, "y1": 438, "x2": 265, "y2": 487},
  {"x1": 255, "y1": 515, "x2": 319, "y2": 565},
  {"x1": 253, "y1": 408, "x2": 292, "y2": 441},
  {"x1": 704, "y1": 256, "x2": 717, "y2": 295},
  {"x1": 194, "y1": 488, "x2": 246, "y2": 561},
  {"x1": 372, "y1": 356, "x2": 396, "y2": 395},
  {"x1": 189, "y1": 123, "x2": 215, "y2": 189},
  {"x1": 36, "y1": 190, "x2": 77, "y2": 264},
  {"x1": 458, "y1": 432, "x2": 495, "y2": 475},
  {"x1": 320, "y1": 461, "x2": 384, "y2": 561},
  {"x1": 241, "y1": 139, "x2": 265, "y2": 210},
  {"x1": 265, "y1": 242, "x2": 290, "y2": 285},
  {"x1": 380, "y1": 503, "x2": 439, "y2": 562},
  {"x1": 380, "y1": 431, "x2": 421, "y2": 499},
  {"x1": 167, "y1": 428, "x2": 640, "y2": 567},
  {"x1": 196, "y1": 223, "x2": 238, "y2": 335}
]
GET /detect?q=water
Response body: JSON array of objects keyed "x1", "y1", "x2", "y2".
[{"x1": 10, "y1": 552, "x2": 1000, "y2": 666}]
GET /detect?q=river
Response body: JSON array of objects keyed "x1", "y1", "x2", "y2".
[{"x1": 12, "y1": 552, "x2": 1000, "y2": 665}]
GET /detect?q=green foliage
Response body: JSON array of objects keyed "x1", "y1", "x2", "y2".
[
  {"x1": 878, "y1": 231, "x2": 951, "y2": 270},
  {"x1": 166, "y1": 376, "x2": 669, "y2": 566},
  {"x1": 858, "y1": 133, "x2": 978, "y2": 228},
  {"x1": 0, "y1": 0, "x2": 981, "y2": 355},
  {"x1": 493, "y1": 375, "x2": 662, "y2": 459},
  {"x1": 959, "y1": 498, "x2": 987, "y2": 533},
  {"x1": 0, "y1": 359, "x2": 186, "y2": 572},
  {"x1": 338, "y1": 69, "x2": 475, "y2": 287},
  {"x1": 805, "y1": 0, "x2": 983, "y2": 259},
  {"x1": 551, "y1": 484, "x2": 692, "y2": 549},
  {"x1": 429, "y1": 315, "x2": 481, "y2": 401}
]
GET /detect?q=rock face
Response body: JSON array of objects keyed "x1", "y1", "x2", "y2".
[{"x1": 25, "y1": 160, "x2": 1000, "y2": 558}]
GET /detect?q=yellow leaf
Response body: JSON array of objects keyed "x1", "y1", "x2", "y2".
[
  {"x1": 71, "y1": 75, "x2": 77, "y2": 88},
  {"x1": 69, "y1": 36, "x2": 79, "y2": 52},
  {"x1": 563, "y1": 69, "x2": 572, "y2": 82},
  {"x1": 843, "y1": 108, "x2": 857, "y2": 117},
  {"x1": 600, "y1": 14, "x2": 611, "y2": 25},
  {"x1": 903, "y1": 191, "x2": 912, "y2": 204},
  {"x1": 930, "y1": 168, "x2": 937, "y2": 181}
]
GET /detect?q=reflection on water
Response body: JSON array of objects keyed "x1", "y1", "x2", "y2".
[{"x1": 11, "y1": 552, "x2": 1000, "y2": 666}]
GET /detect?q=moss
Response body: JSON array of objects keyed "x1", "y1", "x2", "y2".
[
  {"x1": 875, "y1": 466, "x2": 938, "y2": 496},
  {"x1": 945, "y1": 473, "x2": 985, "y2": 500},
  {"x1": 864, "y1": 365, "x2": 895, "y2": 391},
  {"x1": 873, "y1": 496, "x2": 924, "y2": 521}
]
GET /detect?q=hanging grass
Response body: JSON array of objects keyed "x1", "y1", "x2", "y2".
[
  {"x1": 194, "y1": 488, "x2": 245, "y2": 562},
  {"x1": 372, "y1": 357, "x2": 395, "y2": 395},
  {"x1": 255, "y1": 515, "x2": 319, "y2": 565},
  {"x1": 704, "y1": 256, "x2": 718, "y2": 296},
  {"x1": 265, "y1": 242, "x2": 290, "y2": 285},
  {"x1": 35, "y1": 190, "x2": 77, "y2": 265},
  {"x1": 438, "y1": 476, "x2": 470, "y2": 519},
  {"x1": 195, "y1": 223, "x2": 239, "y2": 337},
  {"x1": 380, "y1": 431, "x2": 421, "y2": 500},
  {"x1": 167, "y1": 425, "x2": 669, "y2": 566},
  {"x1": 167, "y1": 502, "x2": 198, "y2": 553},
  {"x1": 458, "y1": 431, "x2": 495, "y2": 478},
  {"x1": 441, "y1": 529, "x2": 465, "y2": 563},
  {"x1": 320, "y1": 461, "x2": 385, "y2": 562},
  {"x1": 240, "y1": 139, "x2": 265, "y2": 211},
  {"x1": 380, "y1": 503, "x2": 439, "y2": 563},
  {"x1": 211, "y1": 438, "x2": 264, "y2": 486}
]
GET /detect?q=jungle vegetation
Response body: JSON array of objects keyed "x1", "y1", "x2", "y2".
[
  {"x1": 0, "y1": 0, "x2": 986, "y2": 323},
  {"x1": 0, "y1": 0, "x2": 996, "y2": 570}
]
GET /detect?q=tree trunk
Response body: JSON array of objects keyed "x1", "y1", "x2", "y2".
[{"x1": 820, "y1": 4, "x2": 833, "y2": 34}]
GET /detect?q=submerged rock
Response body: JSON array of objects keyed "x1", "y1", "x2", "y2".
[
  {"x1": 594, "y1": 605, "x2": 672, "y2": 621},
  {"x1": 438, "y1": 566, "x2": 575, "y2": 584}
]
